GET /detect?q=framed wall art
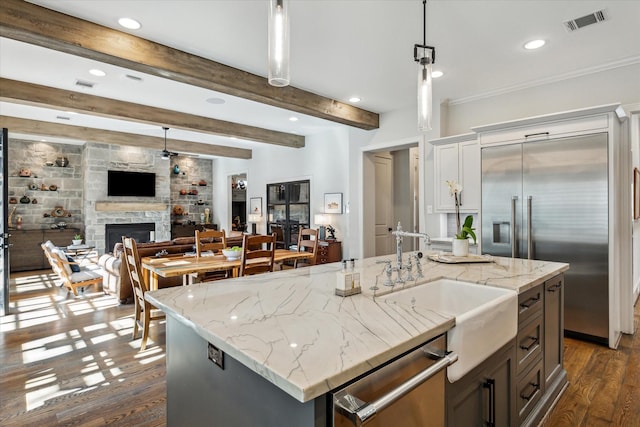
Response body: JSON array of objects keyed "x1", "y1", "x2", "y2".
[
  {"x1": 250, "y1": 197, "x2": 262, "y2": 216},
  {"x1": 324, "y1": 193, "x2": 343, "y2": 214}
]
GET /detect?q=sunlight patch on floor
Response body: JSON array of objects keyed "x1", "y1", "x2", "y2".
[
  {"x1": 25, "y1": 372, "x2": 57, "y2": 390},
  {"x1": 83, "y1": 371, "x2": 106, "y2": 387},
  {"x1": 25, "y1": 384, "x2": 78, "y2": 411},
  {"x1": 7, "y1": 270, "x2": 167, "y2": 418},
  {"x1": 90, "y1": 332, "x2": 118, "y2": 345},
  {"x1": 84, "y1": 322, "x2": 108, "y2": 332}
]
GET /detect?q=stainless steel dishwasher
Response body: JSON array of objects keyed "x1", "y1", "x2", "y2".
[{"x1": 332, "y1": 334, "x2": 457, "y2": 427}]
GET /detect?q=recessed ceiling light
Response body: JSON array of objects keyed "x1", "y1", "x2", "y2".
[
  {"x1": 40, "y1": 139, "x2": 47, "y2": 142},
  {"x1": 349, "y1": 96, "x2": 361, "y2": 103},
  {"x1": 206, "y1": 97, "x2": 226, "y2": 105},
  {"x1": 524, "y1": 39, "x2": 545, "y2": 50},
  {"x1": 89, "y1": 69, "x2": 106, "y2": 77},
  {"x1": 289, "y1": 343, "x2": 298, "y2": 348},
  {"x1": 118, "y1": 17, "x2": 141, "y2": 30},
  {"x1": 289, "y1": 116, "x2": 299, "y2": 122},
  {"x1": 432, "y1": 70, "x2": 444, "y2": 78}
]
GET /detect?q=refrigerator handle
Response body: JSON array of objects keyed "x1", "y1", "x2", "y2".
[
  {"x1": 527, "y1": 196, "x2": 533, "y2": 260},
  {"x1": 511, "y1": 196, "x2": 518, "y2": 258}
]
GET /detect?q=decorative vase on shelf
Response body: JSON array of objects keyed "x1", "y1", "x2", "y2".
[{"x1": 452, "y1": 238, "x2": 469, "y2": 257}]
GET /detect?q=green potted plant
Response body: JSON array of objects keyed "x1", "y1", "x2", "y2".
[
  {"x1": 72, "y1": 234, "x2": 83, "y2": 246},
  {"x1": 446, "y1": 180, "x2": 476, "y2": 256}
]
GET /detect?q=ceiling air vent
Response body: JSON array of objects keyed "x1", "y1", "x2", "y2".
[
  {"x1": 563, "y1": 9, "x2": 607, "y2": 32},
  {"x1": 125, "y1": 74, "x2": 143, "y2": 82},
  {"x1": 75, "y1": 79, "x2": 95, "y2": 89}
]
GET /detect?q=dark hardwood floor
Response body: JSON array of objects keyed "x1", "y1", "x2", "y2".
[
  {"x1": 541, "y1": 300, "x2": 640, "y2": 427},
  {"x1": 1, "y1": 270, "x2": 638, "y2": 426},
  {"x1": 1, "y1": 270, "x2": 166, "y2": 426}
]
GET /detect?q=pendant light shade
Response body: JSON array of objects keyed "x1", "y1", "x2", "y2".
[
  {"x1": 268, "y1": 0, "x2": 290, "y2": 87},
  {"x1": 414, "y1": 0, "x2": 435, "y2": 131},
  {"x1": 417, "y1": 56, "x2": 433, "y2": 131}
]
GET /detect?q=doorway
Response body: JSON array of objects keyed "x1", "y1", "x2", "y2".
[
  {"x1": 230, "y1": 173, "x2": 247, "y2": 233},
  {"x1": 363, "y1": 146, "x2": 420, "y2": 258}
]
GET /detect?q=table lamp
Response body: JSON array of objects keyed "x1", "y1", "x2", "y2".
[
  {"x1": 314, "y1": 214, "x2": 330, "y2": 240},
  {"x1": 248, "y1": 214, "x2": 261, "y2": 235}
]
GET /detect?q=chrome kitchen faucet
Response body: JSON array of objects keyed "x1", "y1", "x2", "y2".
[{"x1": 391, "y1": 222, "x2": 431, "y2": 284}]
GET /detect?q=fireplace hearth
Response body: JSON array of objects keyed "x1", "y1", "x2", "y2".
[{"x1": 105, "y1": 223, "x2": 155, "y2": 253}]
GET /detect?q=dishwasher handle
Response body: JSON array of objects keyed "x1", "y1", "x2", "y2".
[{"x1": 336, "y1": 352, "x2": 458, "y2": 426}]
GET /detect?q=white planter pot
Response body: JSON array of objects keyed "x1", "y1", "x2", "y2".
[
  {"x1": 72, "y1": 239, "x2": 82, "y2": 245},
  {"x1": 452, "y1": 239, "x2": 469, "y2": 257}
]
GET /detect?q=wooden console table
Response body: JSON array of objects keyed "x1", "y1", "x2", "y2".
[
  {"x1": 317, "y1": 240, "x2": 341, "y2": 264},
  {"x1": 9, "y1": 228, "x2": 80, "y2": 272}
]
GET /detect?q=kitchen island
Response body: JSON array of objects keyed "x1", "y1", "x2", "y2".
[{"x1": 146, "y1": 253, "x2": 568, "y2": 426}]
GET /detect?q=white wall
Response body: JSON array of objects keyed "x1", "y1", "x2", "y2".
[
  {"x1": 212, "y1": 127, "x2": 356, "y2": 254},
  {"x1": 444, "y1": 63, "x2": 640, "y2": 135}
]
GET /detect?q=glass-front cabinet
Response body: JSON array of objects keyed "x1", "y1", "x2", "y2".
[{"x1": 267, "y1": 180, "x2": 310, "y2": 248}]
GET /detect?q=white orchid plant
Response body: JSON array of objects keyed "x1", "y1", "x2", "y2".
[{"x1": 446, "y1": 180, "x2": 477, "y2": 243}]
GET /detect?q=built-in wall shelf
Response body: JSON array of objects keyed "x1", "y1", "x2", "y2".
[{"x1": 95, "y1": 202, "x2": 167, "y2": 212}]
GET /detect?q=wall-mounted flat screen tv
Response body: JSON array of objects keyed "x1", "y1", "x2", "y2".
[{"x1": 108, "y1": 170, "x2": 156, "y2": 197}]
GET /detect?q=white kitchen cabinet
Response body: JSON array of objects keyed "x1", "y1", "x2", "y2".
[{"x1": 431, "y1": 133, "x2": 480, "y2": 212}]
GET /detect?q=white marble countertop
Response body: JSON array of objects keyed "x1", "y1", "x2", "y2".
[{"x1": 146, "y1": 253, "x2": 568, "y2": 403}]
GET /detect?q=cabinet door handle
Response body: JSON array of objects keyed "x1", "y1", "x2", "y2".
[
  {"x1": 519, "y1": 336, "x2": 539, "y2": 351},
  {"x1": 547, "y1": 283, "x2": 562, "y2": 293},
  {"x1": 527, "y1": 196, "x2": 533, "y2": 260},
  {"x1": 520, "y1": 382, "x2": 540, "y2": 401},
  {"x1": 524, "y1": 131, "x2": 550, "y2": 138},
  {"x1": 519, "y1": 295, "x2": 540, "y2": 309},
  {"x1": 511, "y1": 196, "x2": 518, "y2": 258},
  {"x1": 483, "y1": 378, "x2": 496, "y2": 427},
  {"x1": 335, "y1": 352, "x2": 458, "y2": 425}
]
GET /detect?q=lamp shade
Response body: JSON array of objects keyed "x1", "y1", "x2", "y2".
[
  {"x1": 417, "y1": 56, "x2": 432, "y2": 131},
  {"x1": 314, "y1": 214, "x2": 330, "y2": 226},
  {"x1": 248, "y1": 214, "x2": 262, "y2": 223},
  {"x1": 268, "y1": 0, "x2": 290, "y2": 87}
]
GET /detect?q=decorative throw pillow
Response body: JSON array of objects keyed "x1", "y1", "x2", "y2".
[{"x1": 66, "y1": 255, "x2": 81, "y2": 273}]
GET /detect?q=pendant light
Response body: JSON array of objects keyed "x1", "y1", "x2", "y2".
[
  {"x1": 268, "y1": 0, "x2": 290, "y2": 87},
  {"x1": 414, "y1": 0, "x2": 436, "y2": 131},
  {"x1": 161, "y1": 126, "x2": 177, "y2": 159}
]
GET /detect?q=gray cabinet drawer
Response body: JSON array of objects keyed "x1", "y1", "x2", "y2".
[
  {"x1": 518, "y1": 285, "x2": 543, "y2": 325},
  {"x1": 516, "y1": 314, "x2": 542, "y2": 376},
  {"x1": 516, "y1": 360, "x2": 543, "y2": 425}
]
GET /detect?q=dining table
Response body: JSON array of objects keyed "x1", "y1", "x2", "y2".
[{"x1": 141, "y1": 249, "x2": 315, "y2": 290}]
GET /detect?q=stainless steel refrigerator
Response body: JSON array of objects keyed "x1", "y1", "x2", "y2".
[{"x1": 481, "y1": 133, "x2": 609, "y2": 344}]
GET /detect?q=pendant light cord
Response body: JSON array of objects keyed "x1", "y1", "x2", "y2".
[
  {"x1": 423, "y1": 0, "x2": 426, "y2": 47},
  {"x1": 163, "y1": 126, "x2": 169, "y2": 150}
]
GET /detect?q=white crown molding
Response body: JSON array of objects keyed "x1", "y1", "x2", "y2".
[{"x1": 447, "y1": 55, "x2": 640, "y2": 107}]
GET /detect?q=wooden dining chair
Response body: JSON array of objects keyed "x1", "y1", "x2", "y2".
[
  {"x1": 195, "y1": 229, "x2": 230, "y2": 282},
  {"x1": 122, "y1": 237, "x2": 165, "y2": 351},
  {"x1": 195, "y1": 229, "x2": 227, "y2": 256},
  {"x1": 239, "y1": 233, "x2": 276, "y2": 277},
  {"x1": 294, "y1": 228, "x2": 319, "y2": 268}
]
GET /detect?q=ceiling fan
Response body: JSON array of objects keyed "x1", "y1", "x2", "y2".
[{"x1": 161, "y1": 126, "x2": 178, "y2": 159}]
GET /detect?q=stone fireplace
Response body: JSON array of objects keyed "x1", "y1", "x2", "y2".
[
  {"x1": 83, "y1": 142, "x2": 171, "y2": 254},
  {"x1": 105, "y1": 222, "x2": 155, "y2": 254}
]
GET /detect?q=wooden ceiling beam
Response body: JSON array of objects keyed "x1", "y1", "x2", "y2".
[
  {"x1": 0, "y1": 0, "x2": 379, "y2": 130},
  {"x1": 0, "y1": 116, "x2": 253, "y2": 160},
  {"x1": 0, "y1": 78, "x2": 302, "y2": 149}
]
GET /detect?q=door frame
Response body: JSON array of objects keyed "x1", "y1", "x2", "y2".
[
  {"x1": 1, "y1": 128, "x2": 8, "y2": 316},
  {"x1": 360, "y1": 136, "x2": 424, "y2": 259},
  {"x1": 226, "y1": 171, "x2": 248, "y2": 233}
]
